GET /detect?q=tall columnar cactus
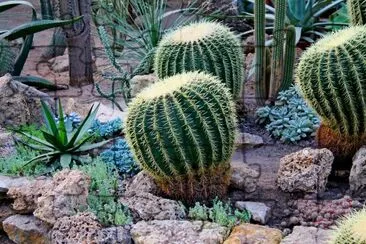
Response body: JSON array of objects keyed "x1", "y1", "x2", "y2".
[
  {"x1": 125, "y1": 71, "x2": 236, "y2": 203},
  {"x1": 296, "y1": 26, "x2": 366, "y2": 158},
  {"x1": 281, "y1": 25, "x2": 296, "y2": 91},
  {"x1": 330, "y1": 208, "x2": 366, "y2": 244},
  {"x1": 154, "y1": 22, "x2": 244, "y2": 99},
  {"x1": 269, "y1": 0, "x2": 286, "y2": 102},
  {"x1": 348, "y1": 0, "x2": 366, "y2": 26}
]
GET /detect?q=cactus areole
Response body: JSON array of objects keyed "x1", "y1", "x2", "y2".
[{"x1": 125, "y1": 72, "x2": 237, "y2": 203}]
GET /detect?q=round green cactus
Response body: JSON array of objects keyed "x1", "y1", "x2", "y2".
[
  {"x1": 348, "y1": 0, "x2": 366, "y2": 26},
  {"x1": 125, "y1": 71, "x2": 236, "y2": 203},
  {"x1": 296, "y1": 26, "x2": 366, "y2": 156},
  {"x1": 331, "y1": 208, "x2": 366, "y2": 244},
  {"x1": 154, "y1": 21, "x2": 244, "y2": 99}
]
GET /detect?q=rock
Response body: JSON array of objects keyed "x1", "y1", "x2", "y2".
[
  {"x1": 96, "y1": 226, "x2": 132, "y2": 244},
  {"x1": 7, "y1": 177, "x2": 50, "y2": 213},
  {"x1": 125, "y1": 171, "x2": 159, "y2": 195},
  {"x1": 95, "y1": 102, "x2": 128, "y2": 123},
  {"x1": 243, "y1": 34, "x2": 270, "y2": 54},
  {"x1": 349, "y1": 146, "x2": 366, "y2": 194},
  {"x1": 120, "y1": 192, "x2": 186, "y2": 221},
  {"x1": 50, "y1": 212, "x2": 101, "y2": 243},
  {"x1": 131, "y1": 220, "x2": 229, "y2": 244},
  {"x1": 235, "y1": 132, "x2": 264, "y2": 148},
  {"x1": 281, "y1": 226, "x2": 332, "y2": 244},
  {"x1": 0, "y1": 127, "x2": 15, "y2": 157},
  {"x1": 34, "y1": 169, "x2": 90, "y2": 225},
  {"x1": 224, "y1": 224, "x2": 282, "y2": 244},
  {"x1": 0, "y1": 175, "x2": 31, "y2": 196},
  {"x1": 3, "y1": 215, "x2": 51, "y2": 244},
  {"x1": 230, "y1": 161, "x2": 259, "y2": 193},
  {"x1": 0, "y1": 204, "x2": 15, "y2": 230},
  {"x1": 235, "y1": 201, "x2": 271, "y2": 224},
  {"x1": 130, "y1": 74, "x2": 157, "y2": 97},
  {"x1": 0, "y1": 74, "x2": 52, "y2": 127},
  {"x1": 49, "y1": 53, "x2": 69, "y2": 72},
  {"x1": 276, "y1": 148, "x2": 334, "y2": 194}
]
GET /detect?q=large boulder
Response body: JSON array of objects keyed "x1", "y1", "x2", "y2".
[
  {"x1": 0, "y1": 74, "x2": 52, "y2": 127},
  {"x1": 33, "y1": 169, "x2": 91, "y2": 225},
  {"x1": 349, "y1": 146, "x2": 366, "y2": 194},
  {"x1": 120, "y1": 192, "x2": 186, "y2": 221},
  {"x1": 3, "y1": 215, "x2": 51, "y2": 244},
  {"x1": 281, "y1": 226, "x2": 332, "y2": 244},
  {"x1": 224, "y1": 224, "x2": 282, "y2": 244},
  {"x1": 131, "y1": 220, "x2": 229, "y2": 244},
  {"x1": 277, "y1": 148, "x2": 333, "y2": 194}
]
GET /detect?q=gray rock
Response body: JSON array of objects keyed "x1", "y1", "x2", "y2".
[
  {"x1": 0, "y1": 128, "x2": 15, "y2": 157},
  {"x1": 230, "y1": 160, "x2": 259, "y2": 193},
  {"x1": 350, "y1": 146, "x2": 366, "y2": 194},
  {"x1": 235, "y1": 132, "x2": 264, "y2": 148},
  {"x1": 281, "y1": 226, "x2": 332, "y2": 244},
  {"x1": 277, "y1": 148, "x2": 334, "y2": 194},
  {"x1": 97, "y1": 226, "x2": 132, "y2": 244},
  {"x1": 0, "y1": 204, "x2": 15, "y2": 231},
  {"x1": 130, "y1": 74, "x2": 157, "y2": 97},
  {"x1": 131, "y1": 220, "x2": 229, "y2": 244},
  {"x1": 120, "y1": 192, "x2": 186, "y2": 221},
  {"x1": 235, "y1": 201, "x2": 271, "y2": 224},
  {"x1": 3, "y1": 215, "x2": 51, "y2": 244},
  {"x1": 49, "y1": 53, "x2": 69, "y2": 73},
  {"x1": 0, "y1": 175, "x2": 31, "y2": 195},
  {"x1": 125, "y1": 171, "x2": 159, "y2": 196}
]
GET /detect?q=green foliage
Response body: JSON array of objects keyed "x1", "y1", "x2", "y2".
[
  {"x1": 347, "y1": 0, "x2": 366, "y2": 26},
  {"x1": 154, "y1": 21, "x2": 244, "y2": 99},
  {"x1": 188, "y1": 198, "x2": 251, "y2": 229},
  {"x1": 296, "y1": 26, "x2": 366, "y2": 138},
  {"x1": 256, "y1": 86, "x2": 320, "y2": 143},
  {"x1": 75, "y1": 158, "x2": 132, "y2": 226},
  {"x1": 330, "y1": 208, "x2": 366, "y2": 244},
  {"x1": 15, "y1": 100, "x2": 110, "y2": 169},
  {"x1": 0, "y1": 40, "x2": 15, "y2": 76},
  {"x1": 330, "y1": 3, "x2": 350, "y2": 30}
]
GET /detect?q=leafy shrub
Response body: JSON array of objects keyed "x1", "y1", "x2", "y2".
[
  {"x1": 75, "y1": 158, "x2": 132, "y2": 226},
  {"x1": 188, "y1": 198, "x2": 251, "y2": 229},
  {"x1": 100, "y1": 138, "x2": 139, "y2": 176},
  {"x1": 89, "y1": 118, "x2": 123, "y2": 140},
  {"x1": 256, "y1": 86, "x2": 320, "y2": 143}
]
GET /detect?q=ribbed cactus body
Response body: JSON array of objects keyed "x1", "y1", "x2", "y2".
[
  {"x1": 154, "y1": 22, "x2": 244, "y2": 99},
  {"x1": 296, "y1": 26, "x2": 366, "y2": 139},
  {"x1": 331, "y1": 208, "x2": 366, "y2": 244},
  {"x1": 281, "y1": 25, "x2": 296, "y2": 91},
  {"x1": 348, "y1": 0, "x2": 366, "y2": 26},
  {"x1": 125, "y1": 71, "x2": 236, "y2": 203},
  {"x1": 0, "y1": 40, "x2": 15, "y2": 76}
]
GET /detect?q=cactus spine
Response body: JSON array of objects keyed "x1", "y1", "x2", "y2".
[
  {"x1": 296, "y1": 26, "x2": 366, "y2": 157},
  {"x1": 348, "y1": 0, "x2": 366, "y2": 26},
  {"x1": 281, "y1": 25, "x2": 296, "y2": 91},
  {"x1": 125, "y1": 71, "x2": 236, "y2": 203},
  {"x1": 154, "y1": 22, "x2": 244, "y2": 99},
  {"x1": 269, "y1": 0, "x2": 286, "y2": 102},
  {"x1": 254, "y1": 0, "x2": 267, "y2": 105},
  {"x1": 331, "y1": 208, "x2": 366, "y2": 244}
]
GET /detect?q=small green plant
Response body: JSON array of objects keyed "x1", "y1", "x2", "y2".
[
  {"x1": 330, "y1": 208, "x2": 366, "y2": 244},
  {"x1": 75, "y1": 158, "x2": 132, "y2": 226},
  {"x1": 16, "y1": 100, "x2": 110, "y2": 169},
  {"x1": 188, "y1": 198, "x2": 251, "y2": 229},
  {"x1": 256, "y1": 86, "x2": 320, "y2": 143}
]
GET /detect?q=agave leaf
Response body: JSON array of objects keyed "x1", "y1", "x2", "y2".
[
  {"x1": 57, "y1": 100, "x2": 68, "y2": 145},
  {"x1": 0, "y1": 1, "x2": 35, "y2": 14},
  {"x1": 74, "y1": 139, "x2": 111, "y2": 152},
  {"x1": 41, "y1": 130, "x2": 65, "y2": 150},
  {"x1": 41, "y1": 100, "x2": 59, "y2": 137},
  {"x1": 12, "y1": 34, "x2": 33, "y2": 76},
  {"x1": 12, "y1": 75, "x2": 68, "y2": 90},
  {"x1": 60, "y1": 153, "x2": 72, "y2": 168},
  {"x1": 15, "y1": 130, "x2": 55, "y2": 149},
  {"x1": 22, "y1": 151, "x2": 60, "y2": 167}
]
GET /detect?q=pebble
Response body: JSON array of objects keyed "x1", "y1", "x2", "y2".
[{"x1": 289, "y1": 217, "x2": 299, "y2": 225}]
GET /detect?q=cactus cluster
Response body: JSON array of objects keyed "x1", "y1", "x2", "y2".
[
  {"x1": 296, "y1": 26, "x2": 366, "y2": 157},
  {"x1": 154, "y1": 21, "x2": 244, "y2": 99},
  {"x1": 330, "y1": 208, "x2": 366, "y2": 244},
  {"x1": 348, "y1": 0, "x2": 366, "y2": 26},
  {"x1": 125, "y1": 71, "x2": 236, "y2": 203}
]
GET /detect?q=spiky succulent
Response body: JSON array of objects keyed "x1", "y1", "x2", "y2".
[
  {"x1": 0, "y1": 40, "x2": 15, "y2": 76},
  {"x1": 348, "y1": 0, "x2": 366, "y2": 26},
  {"x1": 125, "y1": 71, "x2": 236, "y2": 203},
  {"x1": 296, "y1": 26, "x2": 366, "y2": 156},
  {"x1": 154, "y1": 21, "x2": 244, "y2": 99},
  {"x1": 331, "y1": 208, "x2": 366, "y2": 244}
]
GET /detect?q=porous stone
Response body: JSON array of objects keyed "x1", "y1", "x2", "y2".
[
  {"x1": 281, "y1": 226, "x2": 332, "y2": 244},
  {"x1": 125, "y1": 171, "x2": 159, "y2": 196},
  {"x1": 131, "y1": 220, "x2": 229, "y2": 244},
  {"x1": 130, "y1": 74, "x2": 157, "y2": 97},
  {"x1": 349, "y1": 146, "x2": 366, "y2": 194},
  {"x1": 0, "y1": 204, "x2": 15, "y2": 230},
  {"x1": 277, "y1": 148, "x2": 333, "y2": 194},
  {"x1": 0, "y1": 175, "x2": 31, "y2": 196},
  {"x1": 96, "y1": 226, "x2": 132, "y2": 244},
  {"x1": 120, "y1": 192, "x2": 186, "y2": 221},
  {"x1": 0, "y1": 127, "x2": 15, "y2": 157},
  {"x1": 230, "y1": 161, "x2": 259, "y2": 193},
  {"x1": 224, "y1": 224, "x2": 282, "y2": 244},
  {"x1": 235, "y1": 201, "x2": 271, "y2": 224},
  {"x1": 3, "y1": 215, "x2": 51, "y2": 244}
]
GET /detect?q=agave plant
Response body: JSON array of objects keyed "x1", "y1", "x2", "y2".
[
  {"x1": 0, "y1": 0, "x2": 81, "y2": 87},
  {"x1": 240, "y1": 0, "x2": 348, "y2": 44},
  {"x1": 16, "y1": 100, "x2": 110, "y2": 169}
]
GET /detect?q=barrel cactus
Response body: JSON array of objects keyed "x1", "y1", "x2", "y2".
[
  {"x1": 125, "y1": 71, "x2": 236, "y2": 203},
  {"x1": 154, "y1": 21, "x2": 244, "y2": 99},
  {"x1": 296, "y1": 26, "x2": 366, "y2": 158},
  {"x1": 331, "y1": 208, "x2": 366, "y2": 244},
  {"x1": 348, "y1": 0, "x2": 366, "y2": 26}
]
